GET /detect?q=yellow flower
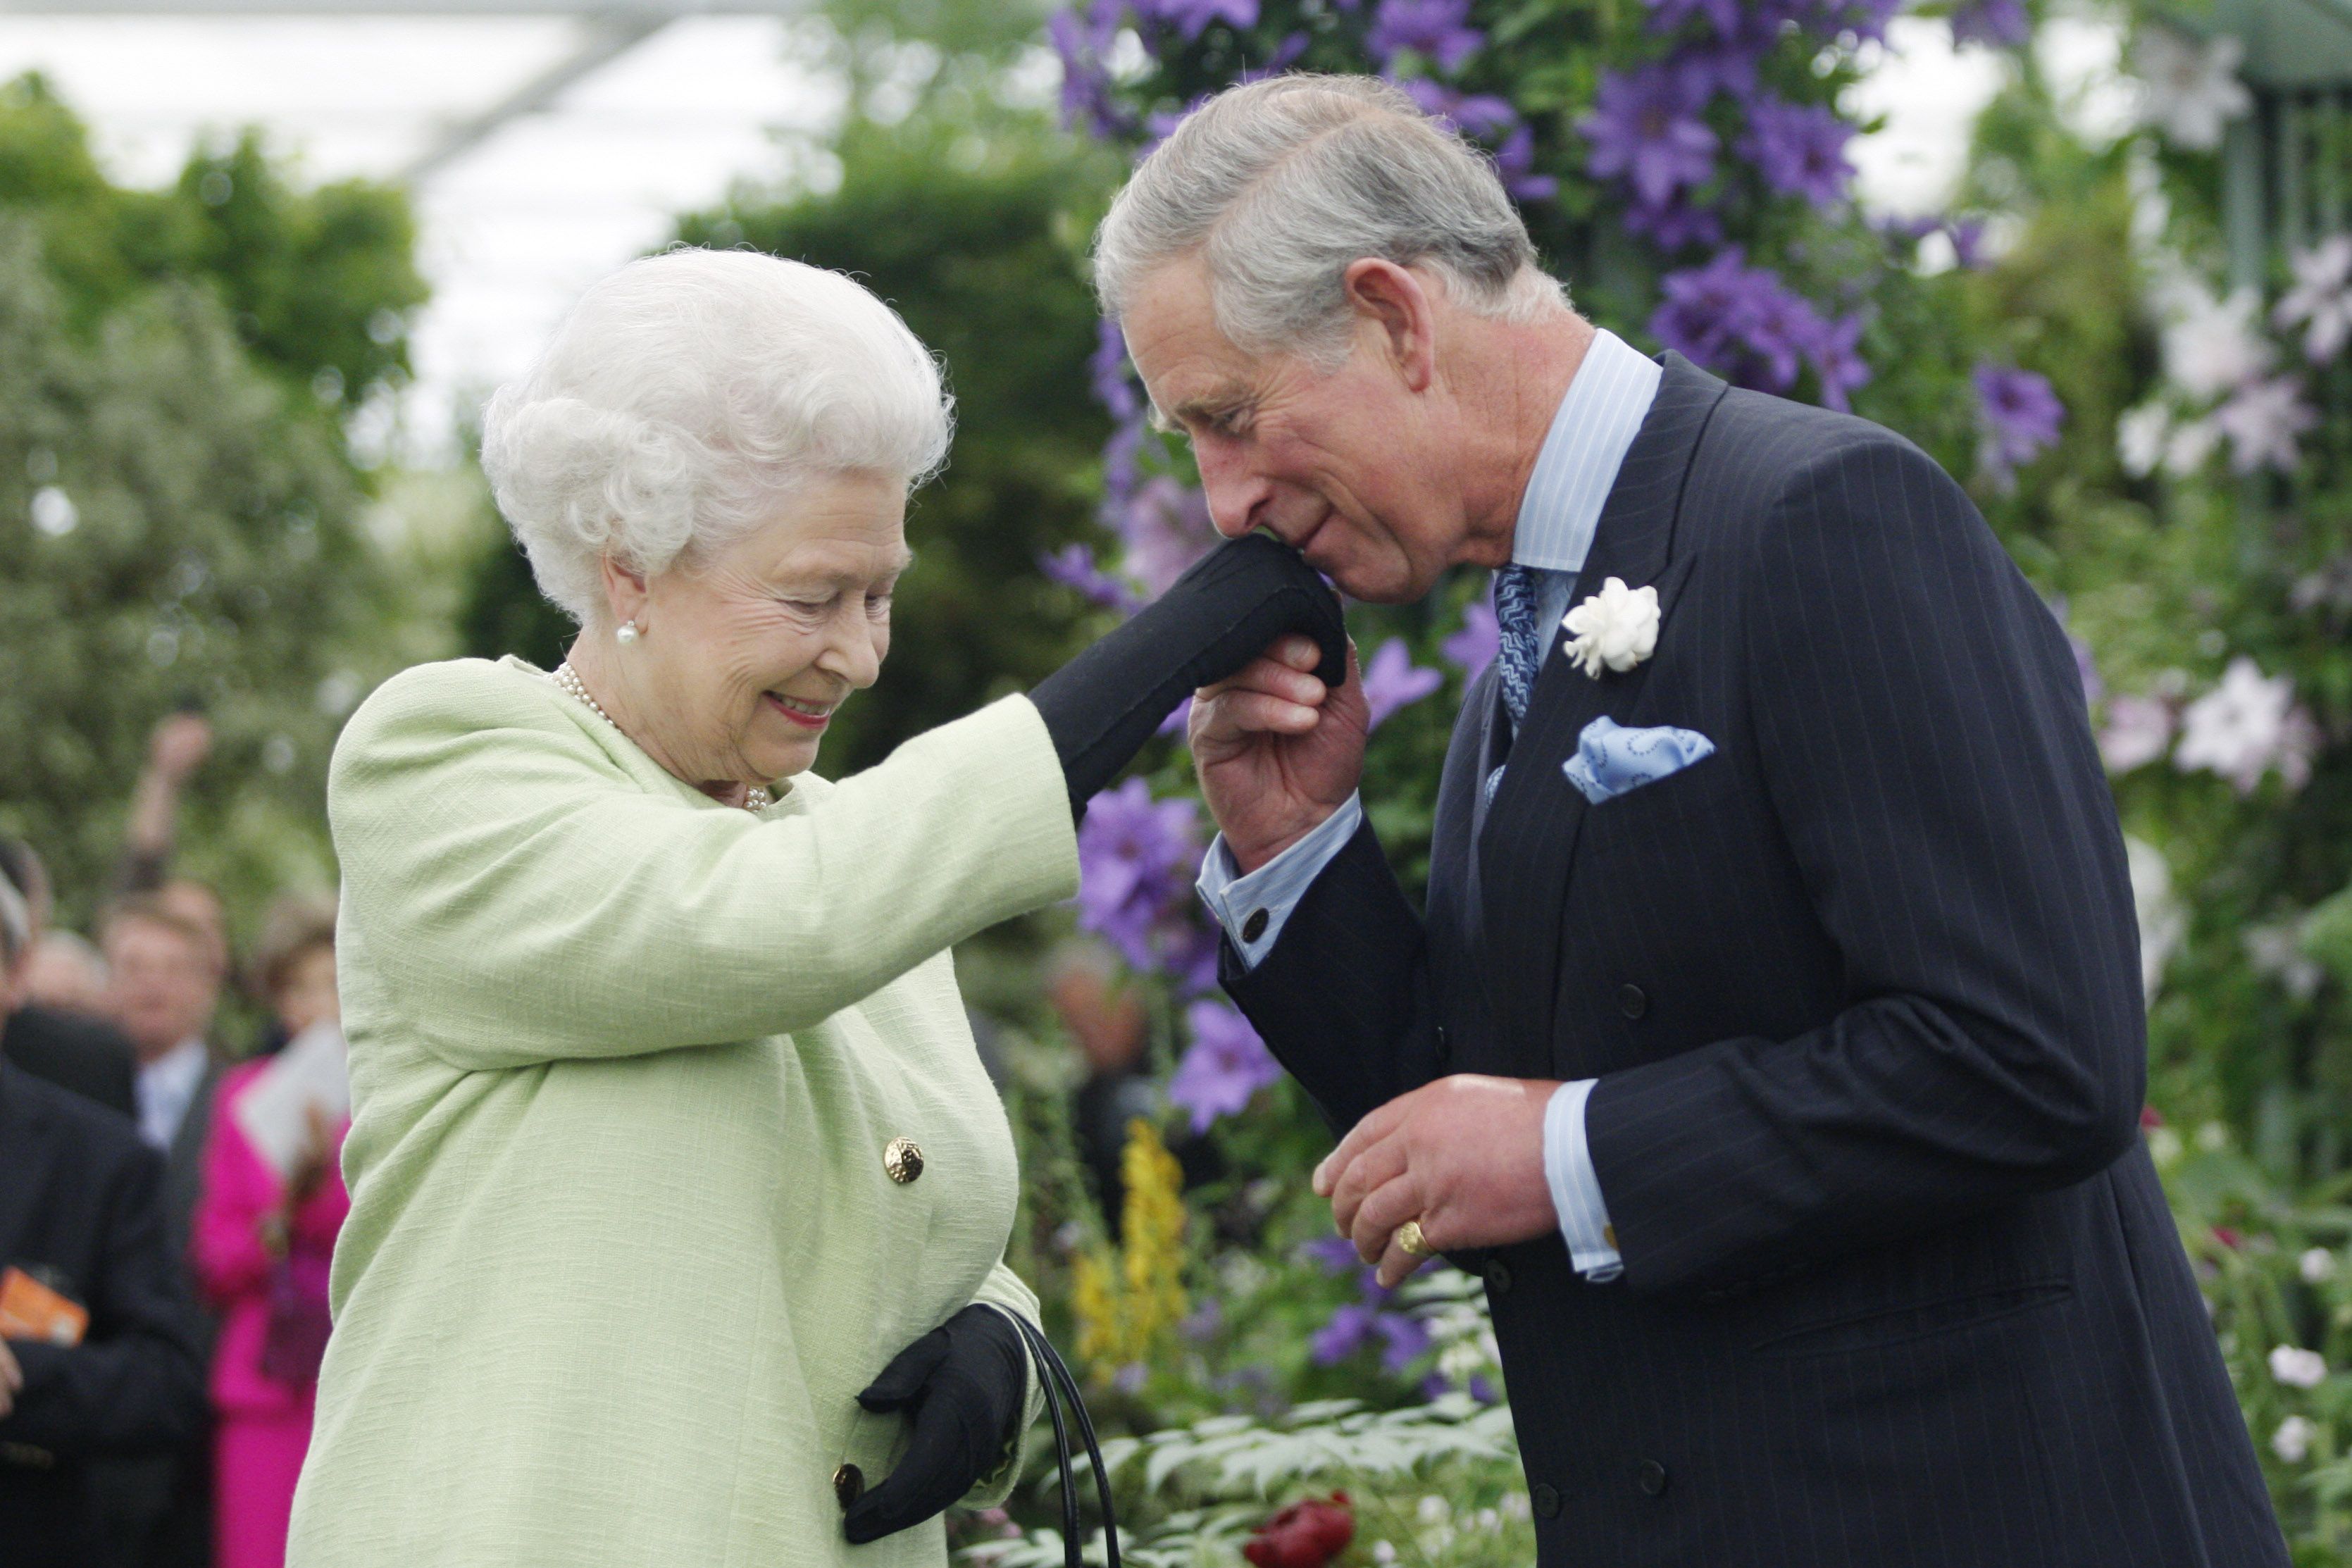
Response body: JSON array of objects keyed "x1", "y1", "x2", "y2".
[{"x1": 1071, "y1": 1119, "x2": 1190, "y2": 1381}]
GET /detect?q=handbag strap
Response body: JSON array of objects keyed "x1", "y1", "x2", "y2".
[{"x1": 990, "y1": 1307, "x2": 1121, "y2": 1568}]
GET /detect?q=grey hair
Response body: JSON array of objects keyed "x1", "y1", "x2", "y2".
[
  {"x1": 480, "y1": 248, "x2": 954, "y2": 627},
  {"x1": 1094, "y1": 73, "x2": 1566, "y2": 364}
]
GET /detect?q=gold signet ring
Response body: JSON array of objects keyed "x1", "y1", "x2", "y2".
[{"x1": 1395, "y1": 1220, "x2": 1433, "y2": 1258}]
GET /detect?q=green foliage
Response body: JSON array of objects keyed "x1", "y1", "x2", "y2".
[
  {"x1": 0, "y1": 73, "x2": 426, "y2": 405},
  {"x1": 0, "y1": 221, "x2": 382, "y2": 919},
  {"x1": 0, "y1": 82, "x2": 431, "y2": 927}
]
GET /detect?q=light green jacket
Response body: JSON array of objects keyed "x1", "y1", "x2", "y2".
[{"x1": 287, "y1": 657, "x2": 1079, "y2": 1568}]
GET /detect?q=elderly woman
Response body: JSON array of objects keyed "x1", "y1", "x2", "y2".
[{"x1": 285, "y1": 248, "x2": 1340, "y2": 1567}]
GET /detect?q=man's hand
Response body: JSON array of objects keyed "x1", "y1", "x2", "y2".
[
  {"x1": 1191, "y1": 635, "x2": 1371, "y2": 871},
  {"x1": 0, "y1": 1338, "x2": 21, "y2": 1421},
  {"x1": 1314, "y1": 1075, "x2": 1561, "y2": 1288}
]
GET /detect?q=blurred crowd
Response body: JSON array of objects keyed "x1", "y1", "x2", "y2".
[{"x1": 2, "y1": 712, "x2": 351, "y2": 1568}]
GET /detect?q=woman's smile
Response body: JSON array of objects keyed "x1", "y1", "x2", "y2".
[{"x1": 764, "y1": 690, "x2": 835, "y2": 729}]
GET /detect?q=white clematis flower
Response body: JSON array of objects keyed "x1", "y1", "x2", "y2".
[
  {"x1": 1562, "y1": 576, "x2": 1661, "y2": 678},
  {"x1": 2274, "y1": 1415, "x2": 2315, "y2": 1463},
  {"x1": 2134, "y1": 27, "x2": 2252, "y2": 151},
  {"x1": 2161, "y1": 283, "x2": 2272, "y2": 400},
  {"x1": 2274, "y1": 235, "x2": 2352, "y2": 363},
  {"x1": 2271, "y1": 1344, "x2": 2328, "y2": 1389}
]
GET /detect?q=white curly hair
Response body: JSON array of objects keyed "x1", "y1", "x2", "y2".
[{"x1": 480, "y1": 247, "x2": 954, "y2": 627}]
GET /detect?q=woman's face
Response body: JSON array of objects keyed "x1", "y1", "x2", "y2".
[
  {"x1": 273, "y1": 942, "x2": 340, "y2": 1038},
  {"x1": 618, "y1": 470, "x2": 909, "y2": 788}
]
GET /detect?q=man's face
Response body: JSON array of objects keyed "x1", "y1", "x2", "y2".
[
  {"x1": 1121, "y1": 256, "x2": 1471, "y2": 604},
  {"x1": 104, "y1": 916, "x2": 218, "y2": 1064}
]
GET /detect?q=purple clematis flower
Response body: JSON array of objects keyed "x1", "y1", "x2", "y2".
[
  {"x1": 1645, "y1": 0, "x2": 1747, "y2": 35},
  {"x1": 1491, "y1": 125, "x2": 1558, "y2": 201},
  {"x1": 1098, "y1": 417, "x2": 1147, "y2": 525},
  {"x1": 1361, "y1": 637, "x2": 1445, "y2": 730},
  {"x1": 1040, "y1": 542, "x2": 1141, "y2": 612},
  {"x1": 1090, "y1": 316, "x2": 1140, "y2": 422},
  {"x1": 1740, "y1": 93, "x2": 1854, "y2": 208},
  {"x1": 1581, "y1": 64, "x2": 1718, "y2": 209},
  {"x1": 1312, "y1": 1302, "x2": 1382, "y2": 1365},
  {"x1": 1974, "y1": 361, "x2": 2065, "y2": 480},
  {"x1": 1374, "y1": 1312, "x2": 1433, "y2": 1374},
  {"x1": 1367, "y1": 0, "x2": 1485, "y2": 73},
  {"x1": 1950, "y1": 0, "x2": 2031, "y2": 48},
  {"x1": 1441, "y1": 595, "x2": 1500, "y2": 682},
  {"x1": 1807, "y1": 311, "x2": 1872, "y2": 413},
  {"x1": 1626, "y1": 192, "x2": 1725, "y2": 251},
  {"x1": 1169, "y1": 1000, "x2": 1283, "y2": 1132},
  {"x1": 1049, "y1": 3, "x2": 1130, "y2": 140},
  {"x1": 1135, "y1": 0, "x2": 1259, "y2": 41},
  {"x1": 1393, "y1": 76, "x2": 1519, "y2": 139},
  {"x1": 1947, "y1": 218, "x2": 1990, "y2": 270},
  {"x1": 1120, "y1": 476, "x2": 1221, "y2": 597},
  {"x1": 1076, "y1": 778, "x2": 1202, "y2": 973},
  {"x1": 1669, "y1": 39, "x2": 1765, "y2": 101}
]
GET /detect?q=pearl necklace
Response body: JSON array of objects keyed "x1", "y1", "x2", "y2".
[{"x1": 551, "y1": 662, "x2": 773, "y2": 812}]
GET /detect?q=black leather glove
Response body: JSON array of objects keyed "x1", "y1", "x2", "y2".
[
  {"x1": 841, "y1": 1304, "x2": 1028, "y2": 1545},
  {"x1": 1031, "y1": 532, "x2": 1348, "y2": 815}
]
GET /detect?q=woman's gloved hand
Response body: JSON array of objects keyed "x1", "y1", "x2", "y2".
[
  {"x1": 1031, "y1": 532, "x2": 1348, "y2": 815},
  {"x1": 841, "y1": 1304, "x2": 1028, "y2": 1545}
]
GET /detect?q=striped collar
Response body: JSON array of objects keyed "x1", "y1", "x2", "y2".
[{"x1": 1510, "y1": 328, "x2": 1665, "y2": 573}]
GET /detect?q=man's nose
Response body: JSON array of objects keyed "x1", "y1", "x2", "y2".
[{"x1": 1195, "y1": 444, "x2": 1270, "y2": 540}]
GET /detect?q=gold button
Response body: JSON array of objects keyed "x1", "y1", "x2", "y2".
[
  {"x1": 833, "y1": 1462, "x2": 864, "y2": 1510},
  {"x1": 883, "y1": 1136, "x2": 924, "y2": 1184}
]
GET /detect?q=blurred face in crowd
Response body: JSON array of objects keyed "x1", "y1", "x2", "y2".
[
  {"x1": 158, "y1": 879, "x2": 230, "y2": 978},
  {"x1": 589, "y1": 470, "x2": 909, "y2": 792},
  {"x1": 1121, "y1": 254, "x2": 1522, "y2": 605},
  {"x1": 104, "y1": 914, "x2": 219, "y2": 1064},
  {"x1": 22, "y1": 935, "x2": 111, "y2": 1018},
  {"x1": 272, "y1": 940, "x2": 340, "y2": 1038}
]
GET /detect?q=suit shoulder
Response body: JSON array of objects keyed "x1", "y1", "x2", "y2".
[
  {"x1": 330, "y1": 658, "x2": 591, "y2": 788},
  {"x1": 1697, "y1": 390, "x2": 1970, "y2": 543},
  {"x1": 1, "y1": 1062, "x2": 154, "y2": 1174}
]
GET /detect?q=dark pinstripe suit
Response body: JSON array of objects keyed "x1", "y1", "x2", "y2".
[{"x1": 1223, "y1": 355, "x2": 2287, "y2": 1565}]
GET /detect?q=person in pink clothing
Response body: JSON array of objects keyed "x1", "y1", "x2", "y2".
[{"x1": 189, "y1": 899, "x2": 347, "y2": 1568}]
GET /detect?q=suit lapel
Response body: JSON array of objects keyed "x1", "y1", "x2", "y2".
[{"x1": 1474, "y1": 354, "x2": 1728, "y2": 1064}]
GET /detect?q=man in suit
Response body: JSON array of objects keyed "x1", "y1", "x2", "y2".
[
  {"x1": 1097, "y1": 75, "x2": 2286, "y2": 1564},
  {"x1": 94, "y1": 895, "x2": 224, "y2": 1567},
  {"x1": 0, "y1": 865, "x2": 209, "y2": 1567},
  {"x1": 1, "y1": 839, "x2": 140, "y2": 1119}
]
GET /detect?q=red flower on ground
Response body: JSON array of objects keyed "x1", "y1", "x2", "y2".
[
  {"x1": 1242, "y1": 1492, "x2": 1355, "y2": 1568},
  {"x1": 2214, "y1": 1226, "x2": 2244, "y2": 1250},
  {"x1": 2141, "y1": 1105, "x2": 2165, "y2": 1129}
]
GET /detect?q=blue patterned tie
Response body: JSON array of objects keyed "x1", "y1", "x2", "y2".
[{"x1": 1493, "y1": 563, "x2": 1544, "y2": 730}]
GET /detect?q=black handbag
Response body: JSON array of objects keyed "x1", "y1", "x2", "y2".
[{"x1": 1004, "y1": 1313, "x2": 1121, "y2": 1568}]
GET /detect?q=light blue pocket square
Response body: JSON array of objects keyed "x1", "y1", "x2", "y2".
[{"x1": 1562, "y1": 716, "x2": 1717, "y2": 805}]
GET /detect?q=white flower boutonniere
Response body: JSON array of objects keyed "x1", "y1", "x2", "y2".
[{"x1": 1562, "y1": 576, "x2": 1661, "y2": 678}]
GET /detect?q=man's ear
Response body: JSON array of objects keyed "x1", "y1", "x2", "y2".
[
  {"x1": 1342, "y1": 259, "x2": 1438, "y2": 394},
  {"x1": 599, "y1": 553, "x2": 652, "y2": 632}
]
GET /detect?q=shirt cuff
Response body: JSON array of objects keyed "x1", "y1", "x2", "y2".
[
  {"x1": 1195, "y1": 794, "x2": 1364, "y2": 971},
  {"x1": 1543, "y1": 1079, "x2": 1623, "y2": 1282}
]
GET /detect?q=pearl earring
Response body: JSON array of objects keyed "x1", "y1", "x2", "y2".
[{"x1": 616, "y1": 620, "x2": 640, "y2": 645}]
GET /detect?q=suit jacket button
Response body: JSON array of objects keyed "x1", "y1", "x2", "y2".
[
  {"x1": 1618, "y1": 983, "x2": 1648, "y2": 1020},
  {"x1": 1486, "y1": 1260, "x2": 1512, "y2": 1294},
  {"x1": 1242, "y1": 909, "x2": 1269, "y2": 943},
  {"x1": 1531, "y1": 1482, "x2": 1562, "y2": 1518},
  {"x1": 1638, "y1": 1459, "x2": 1668, "y2": 1496}
]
